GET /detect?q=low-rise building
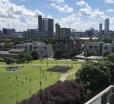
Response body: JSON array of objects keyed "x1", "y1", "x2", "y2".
[
  {"x1": 102, "y1": 43, "x2": 112, "y2": 56},
  {"x1": 84, "y1": 42, "x2": 113, "y2": 56},
  {"x1": 84, "y1": 42, "x2": 103, "y2": 56},
  {"x1": 15, "y1": 42, "x2": 54, "y2": 58},
  {"x1": 53, "y1": 39, "x2": 82, "y2": 58}
]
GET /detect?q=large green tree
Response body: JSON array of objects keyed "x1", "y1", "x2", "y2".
[
  {"x1": 104, "y1": 53, "x2": 114, "y2": 63},
  {"x1": 76, "y1": 61, "x2": 111, "y2": 91},
  {"x1": 31, "y1": 50, "x2": 39, "y2": 60},
  {"x1": 18, "y1": 51, "x2": 32, "y2": 63}
]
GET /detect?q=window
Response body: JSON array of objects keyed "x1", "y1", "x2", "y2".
[
  {"x1": 104, "y1": 46, "x2": 108, "y2": 50},
  {"x1": 94, "y1": 46, "x2": 97, "y2": 49},
  {"x1": 89, "y1": 46, "x2": 92, "y2": 49}
]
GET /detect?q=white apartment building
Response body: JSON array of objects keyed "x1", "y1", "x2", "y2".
[
  {"x1": 15, "y1": 42, "x2": 54, "y2": 58},
  {"x1": 84, "y1": 42, "x2": 103, "y2": 56},
  {"x1": 102, "y1": 43, "x2": 112, "y2": 56},
  {"x1": 84, "y1": 42, "x2": 113, "y2": 56}
]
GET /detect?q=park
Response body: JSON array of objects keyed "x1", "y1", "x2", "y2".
[{"x1": 0, "y1": 59, "x2": 83, "y2": 104}]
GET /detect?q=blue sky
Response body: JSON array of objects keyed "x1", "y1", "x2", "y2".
[{"x1": 0, "y1": 0, "x2": 114, "y2": 31}]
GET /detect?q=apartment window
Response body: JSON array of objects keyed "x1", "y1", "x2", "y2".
[
  {"x1": 34, "y1": 46, "x2": 37, "y2": 49},
  {"x1": 94, "y1": 46, "x2": 97, "y2": 49},
  {"x1": 25, "y1": 46, "x2": 28, "y2": 49},
  {"x1": 89, "y1": 46, "x2": 92, "y2": 49},
  {"x1": 104, "y1": 46, "x2": 108, "y2": 50}
]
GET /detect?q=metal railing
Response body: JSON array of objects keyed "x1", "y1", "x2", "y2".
[{"x1": 85, "y1": 85, "x2": 114, "y2": 104}]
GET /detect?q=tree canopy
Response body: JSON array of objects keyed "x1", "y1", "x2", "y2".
[
  {"x1": 76, "y1": 61, "x2": 111, "y2": 92},
  {"x1": 18, "y1": 81, "x2": 86, "y2": 104}
]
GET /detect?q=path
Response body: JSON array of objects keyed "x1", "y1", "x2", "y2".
[{"x1": 60, "y1": 70, "x2": 76, "y2": 82}]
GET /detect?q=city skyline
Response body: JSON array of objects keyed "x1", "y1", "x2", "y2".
[{"x1": 0, "y1": 0, "x2": 114, "y2": 31}]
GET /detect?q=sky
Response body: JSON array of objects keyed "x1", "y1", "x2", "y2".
[{"x1": 0, "y1": 0, "x2": 114, "y2": 31}]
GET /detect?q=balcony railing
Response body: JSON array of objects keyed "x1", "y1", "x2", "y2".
[{"x1": 85, "y1": 85, "x2": 114, "y2": 104}]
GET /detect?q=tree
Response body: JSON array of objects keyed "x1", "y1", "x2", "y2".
[
  {"x1": 18, "y1": 51, "x2": 32, "y2": 63},
  {"x1": 76, "y1": 61, "x2": 110, "y2": 92},
  {"x1": 4, "y1": 57, "x2": 15, "y2": 65},
  {"x1": 84, "y1": 49, "x2": 95, "y2": 57},
  {"x1": 25, "y1": 52, "x2": 32, "y2": 62},
  {"x1": 18, "y1": 81, "x2": 86, "y2": 104},
  {"x1": 104, "y1": 53, "x2": 114, "y2": 63},
  {"x1": 102, "y1": 38, "x2": 112, "y2": 43},
  {"x1": 54, "y1": 49, "x2": 62, "y2": 59},
  {"x1": 31, "y1": 50, "x2": 39, "y2": 60},
  {"x1": 70, "y1": 49, "x2": 78, "y2": 57},
  {"x1": 103, "y1": 61, "x2": 114, "y2": 83}
]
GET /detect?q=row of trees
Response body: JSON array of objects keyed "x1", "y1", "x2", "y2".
[
  {"x1": 4, "y1": 50, "x2": 39, "y2": 64},
  {"x1": 18, "y1": 81, "x2": 86, "y2": 104}
]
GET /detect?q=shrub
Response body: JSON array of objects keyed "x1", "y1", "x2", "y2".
[{"x1": 18, "y1": 81, "x2": 86, "y2": 104}]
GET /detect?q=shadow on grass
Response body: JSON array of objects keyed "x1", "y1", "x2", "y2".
[{"x1": 47, "y1": 66, "x2": 72, "y2": 73}]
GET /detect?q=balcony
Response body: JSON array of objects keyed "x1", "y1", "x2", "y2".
[{"x1": 85, "y1": 85, "x2": 114, "y2": 104}]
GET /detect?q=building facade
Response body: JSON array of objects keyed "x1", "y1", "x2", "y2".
[
  {"x1": 84, "y1": 42, "x2": 113, "y2": 56},
  {"x1": 84, "y1": 42, "x2": 104, "y2": 56},
  {"x1": 15, "y1": 42, "x2": 54, "y2": 58},
  {"x1": 55, "y1": 23, "x2": 60, "y2": 40},
  {"x1": 38, "y1": 15, "x2": 54, "y2": 37},
  {"x1": 102, "y1": 43, "x2": 112, "y2": 56},
  {"x1": 105, "y1": 18, "x2": 109, "y2": 35},
  {"x1": 38, "y1": 15, "x2": 43, "y2": 32},
  {"x1": 60, "y1": 28, "x2": 71, "y2": 40}
]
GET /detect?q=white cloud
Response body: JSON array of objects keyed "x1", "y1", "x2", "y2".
[
  {"x1": 105, "y1": 0, "x2": 114, "y2": 3},
  {"x1": 58, "y1": 13, "x2": 99, "y2": 31},
  {"x1": 50, "y1": 0, "x2": 73, "y2": 13},
  {"x1": 0, "y1": 0, "x2": 43, "y2": 31},
  {"x1": 50, "y1": 3, "x2": 73, "y2": 13},
  {"x1": 50, "y1": 0, "x2": 64, "y2": 3},
  {"x1": 107, "y1": 9, "x2": 114, "y2": 13},
  {"x1": 77, "y1": 0, "x2": 105, "y2": 19},
  {"x1": 56, "y1": 0, "x2": 111, "y2": 31}
]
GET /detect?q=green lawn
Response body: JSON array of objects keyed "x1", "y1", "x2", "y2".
[{"x1": 0, "y1": 59, "x2": 83, "y2": 104}]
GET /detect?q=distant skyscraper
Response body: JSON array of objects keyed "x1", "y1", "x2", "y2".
[
  {"x1": 43, "y1": 18, "x2": 48, "y2": 32},
  {"x1": 48, "y1": 19, "x2": 54, "y2": 36},
  {"x1": 99, "y1": 23, "x2": 102, "y2": 34},
  {"x1": 55, "y1": 23, "x2": 60, "y2": 40},
  {"x1": 38, "y1": 15, "x2": 43, "y2": 32},
  {"x1": 91, "y1": 28, "x2": 94, "y2": 36},
  {"x1": 43, "y1": 18, "x2": 54, "y2": 37},
  {"x1": 99, "y1": 23, "x2": 103, "y2": 41},
  {"x1": 105, "y1": 18, "x2": 109, "y2": 34}
]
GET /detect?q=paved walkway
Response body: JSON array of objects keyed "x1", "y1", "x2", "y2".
[{"x1": 60, "y1": 70, "x2": 76, "y2": 82}]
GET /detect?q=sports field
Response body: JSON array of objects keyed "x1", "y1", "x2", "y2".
[{"x1": 0, "y1": 59, "x2": 83, "y2": 104}]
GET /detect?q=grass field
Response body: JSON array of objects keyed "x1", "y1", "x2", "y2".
[{"x1": 0, "y1": 59, "x2": 83, "y2": 104}]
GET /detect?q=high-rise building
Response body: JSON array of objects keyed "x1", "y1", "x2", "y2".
[
  {"x1": 2, "y1": 28, "x2": 15, "y2": 34},
  {"x1": 99, "y1": 23, "x2": 102, "y2": 34},
  {"x1": 99, "y1": 23, "x2": 103, "y2": 41},
  {"x1": 48, "y1": 19, "x2": 54, "y2": 37},
  {"x1": 43, "y1": 18, "x2": 48, "y2": 32},
  {"x1": 38, "y1": 15, "x2": 54, "y2": 37},
  {"x1": 55, "y1": 23, "x2": 60, "y2": 40},
  {"x1": 42, "y1": 18, "x2": 54, "y2": 37},
  {"x1": 38, "y1": 15, "x2": 43, "y2": 32},
  {"x1": 60, "y1": 28, "x2": 71, "y2": 39},
  {"x1": 105, "y1": 18, "x2": 109, "y2": 34}
]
